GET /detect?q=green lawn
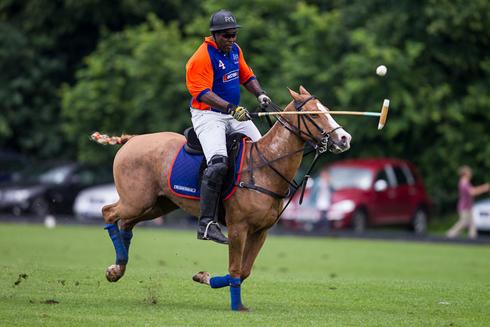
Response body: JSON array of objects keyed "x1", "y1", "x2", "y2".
[{"x1": 0, "y1": 223, "x2": 489, "y2": 326}]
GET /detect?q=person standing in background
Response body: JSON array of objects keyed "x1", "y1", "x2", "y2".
[
  {"x1": 315, "y1": 168, "x2": 332, "y2": 230},
  {"x1": 447, "y1": 165, "x2": 490, "y2": 239}
]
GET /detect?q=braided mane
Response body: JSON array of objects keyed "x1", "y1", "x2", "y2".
[{"x1": 90, "y1": 132, "x2": 135, "y2": 145}]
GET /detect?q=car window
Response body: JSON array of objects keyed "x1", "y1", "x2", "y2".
[
  {"x1": 402, "y1": 165, "x2": 415, "y2": 184},
  {"x1": 393, "y1": 166, "x2": 409, "y2": 186},
  {"x1": 329, "y1": 167, "x2": 373, "y2": 191},
  {"x1": 38, "y1": 165, "x2": 74, "y2": 184},
  {"x1": 75, "y1": 169, "x2": 97, "y2": 185},
  {"x1": 384, "y1": 165, "x2": 397, "y2": 187},
  {"x1": 73, "y1": 166, "x2": 113, "y2": 185}
]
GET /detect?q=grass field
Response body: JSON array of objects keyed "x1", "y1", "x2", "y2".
[{"x1": 1, "y1": 223, "x2": 489, "y2": 326}]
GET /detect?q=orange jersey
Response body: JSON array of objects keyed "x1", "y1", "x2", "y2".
[{"x1": 186, "y1": 37, "x2": 255, "y2": 110}]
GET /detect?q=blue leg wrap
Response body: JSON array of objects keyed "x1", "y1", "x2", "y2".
[
  {"x1": 209, "y1": 274, "x2": 230, "y2": 289},
  {"x1": 229, "y1": 277, "x2": 242, "y2": 311},
  {"x1": 120, "y1": 229, "x2": 133, "y2": 252},
  {"x1": 104, "y1": 223, "x2": 128, "y2": 265}
]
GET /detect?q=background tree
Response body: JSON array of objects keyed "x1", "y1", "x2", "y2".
[
  {"x1": 62, "y1": 16, "x2": 195, "y2": 163},
  {"x1": 2, "y1": 0, "x2": 489, "y2": 214},
  {"x1": 0, "y1": 0, "x2": 204, "y2": 158}
]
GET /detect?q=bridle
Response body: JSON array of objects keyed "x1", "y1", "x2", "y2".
[
  {"x1": 237, "y1": 95, "x2": 345, "y2": 223},
  {"x1": 272, "y1": 95, "x2": 344, "y2": 153}
]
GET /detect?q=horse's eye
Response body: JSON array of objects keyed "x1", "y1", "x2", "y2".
[{"x1": 310, "y1": 114, "x2": 319, "y2": 118}]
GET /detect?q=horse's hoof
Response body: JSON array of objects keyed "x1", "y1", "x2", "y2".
[
  {"x1": 235, "y1": 304, "x2": 250, "y2": 312},
  {"x1": 105, "y1": 264, "x2": 125, "y2": 282},
  {"x1": 192, "y1": 271, "x2": 210, "y2": 285}
]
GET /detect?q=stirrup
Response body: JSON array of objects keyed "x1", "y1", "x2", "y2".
[
  {"x1": 202, "y1": 220, "x2": 219, "y2": 240},
  {"x1": 198, "y1": 220, "x2": 228, "y2": 244}
]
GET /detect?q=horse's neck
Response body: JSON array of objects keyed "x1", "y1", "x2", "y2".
[{"x1": 254, "y1": 115, "x2": 305, "y2": 189}]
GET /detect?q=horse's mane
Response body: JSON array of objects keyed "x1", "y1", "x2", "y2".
[{"x1": 90, "y1": 132, "x2": 135, "y2": 145}]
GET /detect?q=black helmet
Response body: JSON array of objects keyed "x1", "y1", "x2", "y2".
[{"x1": 209, "y1": 9, "x2": 241, "y2": 32}]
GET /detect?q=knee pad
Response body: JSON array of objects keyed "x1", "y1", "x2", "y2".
[{"x1": 203, "y1": 155, "x2": 228, "y2": 190}]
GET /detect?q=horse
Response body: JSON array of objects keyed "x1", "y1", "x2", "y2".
[{"x1": 93, "y1": 86, "x2": 351, "y2": 311}]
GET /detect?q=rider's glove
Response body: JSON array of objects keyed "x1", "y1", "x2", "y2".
[
  {"x1": 227, "y1": 104, "x2": 250, "y2": 121},
  {"x1": 257, "y1": 92, "x2": 271, "y2": 108}
]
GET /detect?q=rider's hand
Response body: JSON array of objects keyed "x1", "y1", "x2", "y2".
[
  {"x1": 257, "y1": 93, "x2": 271, "y2": 108},
  {"x1": 228, "y1": 104, "x2": 250, "y2": 121}
]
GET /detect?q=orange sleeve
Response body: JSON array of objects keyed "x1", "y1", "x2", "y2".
[
  {"x1": 186, "y1": 43, "x2": 214, "y2": 100},
  {"x1": 237, "y1": 45, "x2": 255, "y2": 84}
]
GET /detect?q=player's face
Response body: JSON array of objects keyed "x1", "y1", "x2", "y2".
[{"x1": 214, "y1": 29, "x2": 238, "y2": 53}]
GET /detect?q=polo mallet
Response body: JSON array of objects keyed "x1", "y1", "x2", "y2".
[{"x1": 250, "y1": 99, "x2": 390, "y2": 130}]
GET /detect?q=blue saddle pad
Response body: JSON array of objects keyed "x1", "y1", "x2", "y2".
[{"x1": 167, "y1": 138, "x2": 246, "y2": 200}]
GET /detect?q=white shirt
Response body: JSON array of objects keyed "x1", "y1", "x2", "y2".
[{"x1": 316, "y1": 179, "x2": 331, "y2": 211}]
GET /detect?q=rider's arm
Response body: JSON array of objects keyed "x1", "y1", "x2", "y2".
[
  {"x1": 236, "y1": 45, "x2": 266, "y2": 97},
  {"x1": 243, "y1": 78, "x2": 266, "y2": 97},
  {"x1": 200, "y1": 91, "x2": 232, "y2": 113}
]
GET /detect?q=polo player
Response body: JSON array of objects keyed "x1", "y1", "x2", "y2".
[{"x1": 185, "y1": 9, "x2": 272, "y2": 244}]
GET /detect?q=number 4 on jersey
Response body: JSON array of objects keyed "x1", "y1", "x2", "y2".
[{"x1": 218, "y1": 60, "x2": 226, "y2": 70}]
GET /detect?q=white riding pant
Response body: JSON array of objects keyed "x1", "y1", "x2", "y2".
[{"x1": 190, "y1": 108, "x2": 262, "y2": 164}]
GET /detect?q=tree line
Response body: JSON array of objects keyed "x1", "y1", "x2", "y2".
[{"x1": 1, "y1": 0, "x2": 489, "y2": 213}]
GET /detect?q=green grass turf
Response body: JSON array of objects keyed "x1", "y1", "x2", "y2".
[{"x1": 1, "y1": 223, "x2": 489, "y2": 326}]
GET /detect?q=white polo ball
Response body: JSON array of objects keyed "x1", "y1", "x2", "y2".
[
  {"x1": 44, "y1": 215, "x2": 56, "y2": 229},
  {"x1": 376, "y1": 65, "x2": 387, "y2": 76}
]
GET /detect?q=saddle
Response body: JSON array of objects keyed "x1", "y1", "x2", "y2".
[
  {"x1": 182, "y1": 127, "x2": 245, "y2": 178},
  {"x1": 166, "y1": 127, "x2": 248, "y2": 226},
  {"x1": 183, "y1": 127, "x2": 245, "y2": 157},
  {"x1": 168, "y1": 128, "x2": 248, "y2": 224}
]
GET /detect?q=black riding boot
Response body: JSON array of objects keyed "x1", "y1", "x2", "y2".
[{"x1": 197, "y1": 155, "x2": 228, "y2": 244}]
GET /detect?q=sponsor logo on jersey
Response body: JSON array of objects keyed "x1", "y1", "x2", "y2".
[{"x1": 223, "y1": 69, "x2": 239, "y2": 83}]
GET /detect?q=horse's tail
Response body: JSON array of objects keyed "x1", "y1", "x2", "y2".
[{"x1": 90, "y1": 132, "x2": 136, "y2": 145}]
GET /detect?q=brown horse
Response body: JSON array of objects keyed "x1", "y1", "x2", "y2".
[{"x1": 94, "y1": 86, "x2": 351, "y2": 311}]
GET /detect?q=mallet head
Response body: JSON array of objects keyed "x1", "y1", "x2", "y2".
[{"x1": 377, "y1": 99, "x2": 390, "y2": 130}]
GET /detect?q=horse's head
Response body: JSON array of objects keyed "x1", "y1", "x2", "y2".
[{"x1": 286, "y1": 86, "x2": 351, "y2": 154}]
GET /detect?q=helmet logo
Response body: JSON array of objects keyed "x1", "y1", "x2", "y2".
[{"x1": 224, "y1": 16, "x2": 235, "y2": 22}]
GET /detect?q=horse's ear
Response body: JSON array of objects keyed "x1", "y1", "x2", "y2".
[
  {"x1": 288, "y1": 87, "x2": 300, "y2": 100},
  {"x1": 299, "y1": 85, "x2": 311, "y2": 95}
]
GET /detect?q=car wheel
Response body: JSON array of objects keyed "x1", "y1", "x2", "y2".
[
  {"x1": 31, "y1": 197, "x2": 50, "y2": 216},
  {"x1": 352, "y1": 209, "x2": 367, "y2": 233},
  {"x1": 412, "y1": 208, "x2": 428, "y2": 235}
]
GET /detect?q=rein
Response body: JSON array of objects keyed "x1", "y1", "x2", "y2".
[{"x1": 238, "y1": 96, "x2": 343, "y2": 223}]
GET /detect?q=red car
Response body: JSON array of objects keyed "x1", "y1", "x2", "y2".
[{"x1": 282, "y1": 158, "x2": 431, "y2": 234}]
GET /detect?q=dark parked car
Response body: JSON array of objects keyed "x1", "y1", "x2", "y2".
[
  {"x1": 282, "y1": 158, "x2": 432, "y2": 234},
  {"x1": 0, "y1": 162, "x2": 113, "y2": 216}
]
